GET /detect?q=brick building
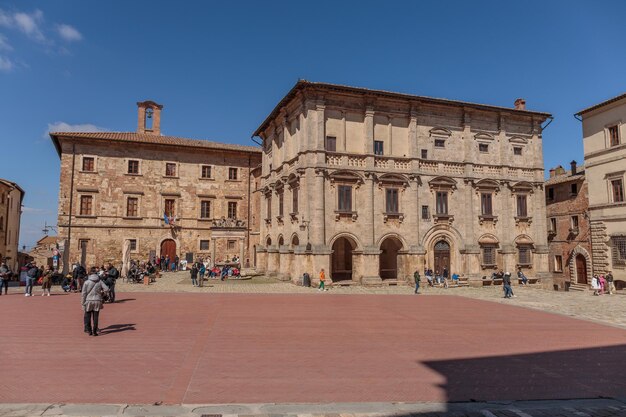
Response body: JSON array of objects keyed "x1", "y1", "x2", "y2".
[
  {"x1": 544, "y1": 161, "x2": 591, "y2": 290},
  {"x1": 253, "y1": 81, "x2": 552, "y2": 286},
  {"x1": 50, "y1": 101, "x2": 261, "y2": 272},
  {"x1": 576, "y1": 93, "x2": 626, "y2": 288},
  {"x1": 0, "y1": 178, "x2": 25, "y2": 272}
]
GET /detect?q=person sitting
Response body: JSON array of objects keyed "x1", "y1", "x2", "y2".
[
  {"x1": 220, "y1": 265, "x2": 229, "y2": 281},
  {"x1": 517, "y1": 267, "x2": 528, "y2": 285},
  {"x1": 62, "y1": 275, "x2": 72, "y2": 292},
  {"x1": 452, "y1": 273, "x2": 459, "y2": 284}
]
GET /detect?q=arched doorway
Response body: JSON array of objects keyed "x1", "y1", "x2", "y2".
[
  {"x1": 380, "y1": 237, "x2": 403, "y2": 279},
  {"x1": 331, "y1": 237, "x2": 356, "y2": 282},
  {"x1": 160, "y1": 239, "x2": 176, "y2": 261},
  {"x1": 575, "y1": 254, "x2": 587, "y2": 284},
  {"x1": 433, "y1": 240, "x2": 450, "y2": 276}
]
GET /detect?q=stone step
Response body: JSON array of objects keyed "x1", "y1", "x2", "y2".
[{"x1": 569, "y1": 283, "x2": 588, "y2": 292}]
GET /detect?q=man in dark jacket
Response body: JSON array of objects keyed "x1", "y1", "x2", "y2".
[
  {"x1": 72, "y1": 263, "x2": 87, "y2": 292},
  {"x1": 0, "y1": 261, "x2": 11, "y2": 295},
  {"x1": 106, "y1": 263, "x2": 119, "y2": 303},
  {"x1": 413, "y1": 270, "x2": 421, "y2": 294},
  {"x1": 25, "y1": 262, "x2": 38, "y2": 297},
  {"x1": 503, "y1": 272, "x2": 514, "y2": 298}
]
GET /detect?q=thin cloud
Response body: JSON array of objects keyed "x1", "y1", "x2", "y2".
[
  {"x1": 0, "y1": 9, "x2": 12, "y2": 27},
  {"x1": 22, "y1": 206, "x2": 51, "y2": 214},
  {"x1": 0, "y1": 55, "x2": 13, "y2": 71},
  {"x1": 45, "y1": 121, "x2": 107, "y2": 138},
  {"x1": 13, "y1": 9, "x2": 45, "y2": 42},
  {"x1": 0, "y1": 34, "x2": 12, "y2": 51},
  {"x1": 56, "y1": 24, "x2": 81, "y2": 42}
]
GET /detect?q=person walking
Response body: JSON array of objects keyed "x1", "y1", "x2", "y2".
[
  {"x1": 318, "y1": 268, "x2": 326, "y2": 291},
  {"x1": 599, "y1": 275, "x2": 606, "y2": 295},
  {"x1": 413, "y1": 270, "x2": 421, "y2": 294},
  {"x1": 190, "y1": 263, "x2": 198, "y2": 287},
  {"x1": 591, "y1": 275, "x2": 599, "y2": 296},
  {"x1": 198, "y1": 262, "x2": 205, "y2": 287},
  {"x1": 41, "y1": 266, "x2": 53, "y2": 296},
  {"x1": 503, "y1": 271, "x2": 513, "y2": 298},
  {"x1": 0, "y1": 261, "x2": 11, "y2": 295},
  {"x1": 606, "y1": 271, "x2": 615, "y2": 295},
  {"x1": 81, "y1": 267, "x2": 109, "y2": 336},
  {"x1": 174, "y1": 255, "x2": 180, "y2": 272},
  {"x1": 106, "y1": 263, "x2": 119, "y2": 303},
  {"x1": 25, "y1": 261, "x2": 38, "y2": 297}
]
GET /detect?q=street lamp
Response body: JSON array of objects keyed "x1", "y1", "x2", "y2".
[{"x1": 299, "y1": 217, "x2": 312, "y2": 252}]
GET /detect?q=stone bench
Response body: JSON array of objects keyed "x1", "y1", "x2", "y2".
[{"x1": 519, "y1": 278, "x2": 540, "y2": 285}]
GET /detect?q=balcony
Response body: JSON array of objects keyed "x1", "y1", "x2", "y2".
[
  {"x1": 568, "y1": 227, "x2": 579, "y2": 236},
  {"x1": 478, "y1": 215, "x2": 498, "y2": 225},
  {"x1": 334, "y1": 210, "x2": 358, "y2": 221}
]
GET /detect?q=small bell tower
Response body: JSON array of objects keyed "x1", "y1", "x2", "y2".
[{"x1": 137, "y1": 100, "x2": 163, "y2": 135}]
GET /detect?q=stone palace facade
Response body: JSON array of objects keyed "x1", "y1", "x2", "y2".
[
  {"x1": 253, "y1": 81, "x2": 552, "y2": 285},
  {"x1": 51, "y1": 101, "x2": 261, "y2": 271}
]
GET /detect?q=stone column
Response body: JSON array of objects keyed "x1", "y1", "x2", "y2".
[
  {"x1": 500, "y1": 183, "x2": 516, "y2": 273},
  {"x1": 316, "y1": 101, "x2": 326, "y2": 151},
  {"x1": 361, "y1": 171, "x2": 382, "y2": 285},
  {"x1": 409, "y1": 108, "x2": 418, "y2": 158},
  {"x1": 364, "y1": 106, "x2": 375, "y2": 154},
  {"x1": 310, "y1": 168, "x2": 326, "y2": 249}
]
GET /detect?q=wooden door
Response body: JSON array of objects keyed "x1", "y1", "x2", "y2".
[
  {"x1": 575, "y1": 255, "x2": 587, "y2": 284},
  {"x1": 433, "y1": 241, "x2": 450, "y2": 276},
  {"x1": 160, "y1": 239, "x2": 177, "y2": 261}
]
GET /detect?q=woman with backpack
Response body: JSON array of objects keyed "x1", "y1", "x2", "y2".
[
  {"x1": 198, "y1": 261, "x2": 206, "y2": 287},
  {"x1": 81, "y1": 267, "x2": 109, "y2": 336}
]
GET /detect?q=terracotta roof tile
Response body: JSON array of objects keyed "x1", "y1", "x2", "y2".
[
  {"x1": 49, "y1": 132, "x2": 261, "y2": 155},
  {"x1": 544, "y1": 166, "x2": 585, "y2": 186}
]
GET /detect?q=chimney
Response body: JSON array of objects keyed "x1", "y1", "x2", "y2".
[
  {"x1": 555, "y1": 165, "x2": 566, "y2": 176},
  {"x1": 137, "y1": 100, "x2": 163, "y2": 135},
  {"x1": 570, "y1": 160, "x2": 577, "y2": 175},
  {"x1": 514, "y1": 98, "x2": 526, "y2": 110},
  {"x1": 549, "y1": 168, "x2": 556, "y2": 178}
]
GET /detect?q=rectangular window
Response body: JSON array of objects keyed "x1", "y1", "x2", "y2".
[
  {"x1": 79, "y1": 195, "x2": 93, "y2": 216},
  {"x1": 129, "y1": 239, "x2": 137, "y2": 251},
  {"x1": 554, "y1": 255, "x2": 563, "y2": 272},
  {"x1": 608, "y1": 125, "x2": 620, "y2": 147},
  {"x1": 278, "y1": 192, "x2": 284, "y2": 217},
  {"x1": 338, "y1": 185, "x2": 352, "y2": 212},
  {"x1": 516, "y1": 195, "x2": 528, "y2": 217},
  {"x1": 200, "y1": 240, "x2": 210, "y2": 251},
  {"x1": 292, "y1": 187, "x2": 299, "y2": 214},
  {"x1": 570, "y1": 183, "x2": 578, "y2": 195},
  {"x1": 82, "y1": 157, "x2": 94, "y2": 172},
  {"x1": 325, "y1": 136, "x2": 337, "y2": 152},
  {"x1": 165, "y1": 163, "x2": 177, "y2": 177},
  {"x1": 612, "y1": 236, "x2": 626, "y2": 265},
  {"x1": 228, "y1": 167, "x2": 238, "y2": 180},
  {"x1": 571, "y1": 215, "x2": 579, "y2": 228},
  {"x1": 421, "y1": 205, "x2": 430, "y2": 220},
  {"x1": 434, "y1": 139, "x2": 445, "y2": 148},
  {"x1": 126, "y1": 197, "x2": 138, "y2": 217},
  {"x1": 164, "y1": 199, "x2": 175, "y2": 217},
  {"x1": 128, "y1": 160, "x2": 139, "y2": 174},
  {"x1": 548, "y1": 187, "x2": 554, "y2": 200},
  {"x1": 374, "y1": 140, "x2": 384, "y2": 155},
  {"x1": 421, "y1": 149, "x2": 428, "y2": 159},
  {"x1": 436, "y1": 191, "x2": 448, "y2": 215},
  {"x1": 482, "y1": 246, "x2": 496, "y2": 266},
  {"x1": 200, "y1": 200, "x2": 211, "y2": 219},
  {"x1": 549, "y1": 217, "x2": 557, "y2": 232},
  {"x1": 228, "y1": 201, "x2": 237, "y2": 219},
  {"x1": 266, "y1": 196, "x2": 272, "y2": 219},
  {"x1": 481, "y1": 193, "x2": 493, "y2": 215},
  {"x1": 79, "y1": 239, "x2": 89, "y2": 251},
  {"x1": 514, "y1": 147, "x2": 523, "y2": 156},
  {"x1": 227, "y1": 240, "x2": 236, "y2": 250},
  {"x1": 518, "y1": 245, "x2": 531, "y2": 265},
  {"x1": 386, "y1": 188, "x2": 399, "y2": 213},
  {"x1": 201, "y1": 165, "x2": 212, "y2": 179},
  {"x1": 479, "y1": 143, "x2": 489, "y2": 153},
  {"x1": 612, "y1": 179, "x2": 624, "y2": 203}
]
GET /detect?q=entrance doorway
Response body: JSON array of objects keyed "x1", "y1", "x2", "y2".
[
  {"x1": 160, "y1": 239, "x2": 177, "y2": 261},
  {"x1": 575, "y1": 254, "x2": 587, "y2": 284},
  {"x1": 433, "y1": 240, "x2": 450, "y2": 276},
  {"x1": 380, "y1": 237, "x2": 402, "y2": 279},
  {"x1": 331, "y1": 237, "x2": 356, "y2": 281}
]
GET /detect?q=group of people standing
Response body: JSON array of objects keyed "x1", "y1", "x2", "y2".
[
  {"x1": 156, "y1": 254, "x2": 180, "y2": 272},
  {"x1": 591, "y1": 272, "x2": 615, "y2": 296}
]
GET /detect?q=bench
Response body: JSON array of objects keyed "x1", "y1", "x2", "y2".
[
  {"x1": 519, "y1": 278, "x2": 539, "y2": 285},
  {"x1": 492, "y1": 278, "x2": 503, "y2": 286}
]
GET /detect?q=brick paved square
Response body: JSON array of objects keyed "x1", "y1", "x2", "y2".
[{"x1": 0, "y1": 292, "x2": 624, "y2": 405}]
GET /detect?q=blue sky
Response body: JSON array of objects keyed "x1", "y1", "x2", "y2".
[{"x1": 1, "y1": 0, "x2": 625, "y2": 250}]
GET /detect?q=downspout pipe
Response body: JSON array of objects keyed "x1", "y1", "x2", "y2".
[{"x1": 63, "y1": 142, "x2": 76, "y2": 275}]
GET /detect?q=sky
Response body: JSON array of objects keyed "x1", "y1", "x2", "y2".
[{"x1": 1, "y1": 0, "x2": 625, "y2": 250}]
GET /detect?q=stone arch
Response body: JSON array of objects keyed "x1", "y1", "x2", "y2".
[
  {"x1": 328, "y1": 232, "x2": 362, "y2": 251},
  {"x1": 376, "y1": 233, "x2": 408, "y2": 250},
  {"x1": 568, "y1": 245, "x2": 592, "y2": 284},
  {"x1": 379, "y1": 235, "x2": 404, "y2": 280},
  {"x1": 290, "y1": 233, "x2": 300, "y2": 248},
  {"x1": 421, "y1": 225, "x2": 463, "y2": 275},
  {"x1": 265, "y1": 235, "x2": 272, "y2": 246},
  {"x1": 277, "y1": 234, "x2": 285, "y2": 247},
  {"x1": 156, "y1": 235, "x2": 180, "y2": 257},
  {"x1": 329, "y1": 233, "x2": 360, "y2": 282}
]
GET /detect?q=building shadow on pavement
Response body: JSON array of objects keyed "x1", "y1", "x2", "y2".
[
  {"x1": 420, "y1": 344, "x2": 626, "y2": 403},
  {"x1": 99, "y1": 323, "x2": 136, "y2": 335}
]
